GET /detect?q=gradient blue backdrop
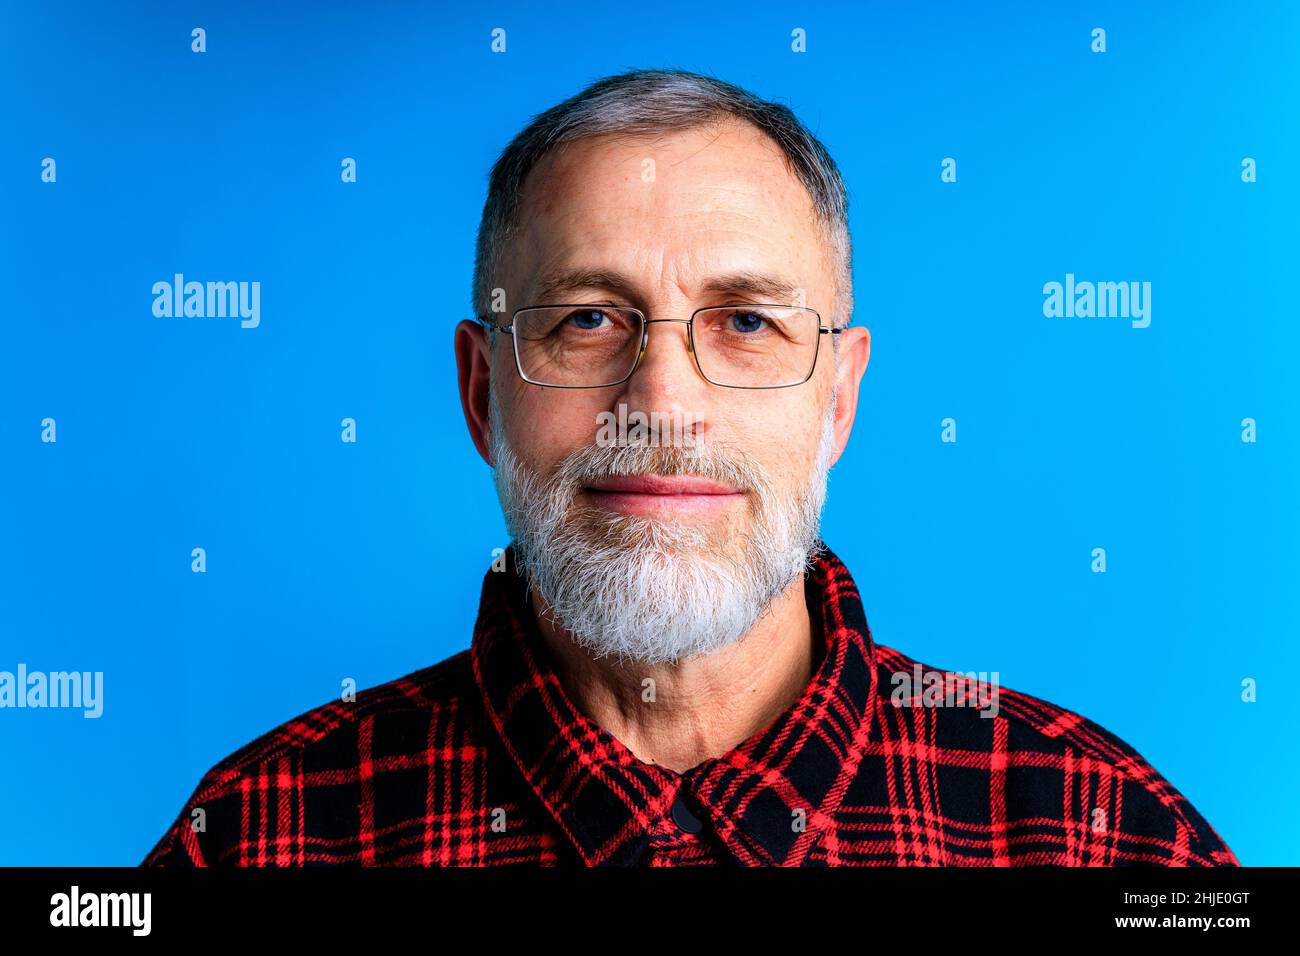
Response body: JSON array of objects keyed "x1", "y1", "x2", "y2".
[{"x1": 2, "y1": 0, "x2": 1296, "y2": 865}]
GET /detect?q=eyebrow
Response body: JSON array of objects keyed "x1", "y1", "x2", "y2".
[
  {"x1": 530, "y1": 268, "x2": 639, "y2": 303},
  {"x1": 528, "y1": 267, "x2": 803, "y2": 306}
]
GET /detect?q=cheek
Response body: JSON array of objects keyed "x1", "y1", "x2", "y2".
[
  {"x1": 500, "y1": 386, "x2": 607, "y2": 472},
  {"x1": 773, "y1": 425, "x2": 823, "y2": 480},
  {"x1": 722, "y1": 399, "x2": 826, "y2": 480}
]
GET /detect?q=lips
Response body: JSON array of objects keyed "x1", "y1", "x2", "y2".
[
  {"x1": 584, "y1": 475, "x2": 741, "y2": 496},
  {"x1": 581, "y1": 474, "x2": 745, "y2": 516}
]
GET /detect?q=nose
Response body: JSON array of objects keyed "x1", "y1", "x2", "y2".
[{"x1": 613, "y1": 318, "x2": 710, "y2": 442}]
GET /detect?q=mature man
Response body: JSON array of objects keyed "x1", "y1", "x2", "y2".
[{"x1": 145, "y1": 70, "x2": 1236, "y2": 866}]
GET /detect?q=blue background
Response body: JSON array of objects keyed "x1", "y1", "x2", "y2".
[{"x1": 1, "y1": 0, "x2": 1295, "y2": 865}]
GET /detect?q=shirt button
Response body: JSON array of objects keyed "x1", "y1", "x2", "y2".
[{"x1": 670, "y1": 793, "x2": 704, "y2": 834}]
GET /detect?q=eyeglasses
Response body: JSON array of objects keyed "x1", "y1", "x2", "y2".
[{"x1": 479, "y1": 304, "x2": 841, "y2": 389}]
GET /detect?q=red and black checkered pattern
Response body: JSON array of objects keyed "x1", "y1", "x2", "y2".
[{"x1": 143, "y1": 544, "x2": 1238, "y2": 866}]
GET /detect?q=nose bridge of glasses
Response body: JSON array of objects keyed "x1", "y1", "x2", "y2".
[{"x1": 639, "y1": 317, "x2": 695, "y2": 357}]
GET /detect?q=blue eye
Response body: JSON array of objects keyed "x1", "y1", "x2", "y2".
[
  {"x1": 567, "y1": 309, "x2": 608, "y2": 331},
  {"x1": 729, "y1": 311, "x2": 767, "y2": 334}
]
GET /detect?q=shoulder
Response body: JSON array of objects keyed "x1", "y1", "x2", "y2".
[
  {"x1": 141, "y1": 650, "x2": 480, "y2": 865},
  {"x1": 871, "y1": 642, "x2": 1238, "y2": 866},
  {"x1": 196, "y1": 650, "x2": 478, "y2": 798}
]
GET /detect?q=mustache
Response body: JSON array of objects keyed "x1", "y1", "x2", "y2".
[{"x1": 553, "y1": 438, "x2": 768, "y2": 495}]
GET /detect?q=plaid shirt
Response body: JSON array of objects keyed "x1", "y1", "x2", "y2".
[{"x1": 143, "y1": 544, "x2": 1237, "y2": 866}]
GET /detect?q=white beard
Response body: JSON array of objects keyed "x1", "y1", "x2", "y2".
[{"x1": 489, "y1": 390, "x2": 837, "y2": 665}]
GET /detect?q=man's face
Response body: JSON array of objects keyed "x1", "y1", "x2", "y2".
[{"x1": 458, "y1": 118, "x2": 870, "y2": 663}]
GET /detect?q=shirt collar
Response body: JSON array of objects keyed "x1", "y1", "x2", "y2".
[{"x1": 469, "y1": 542, "x2": 879, "y2": 866}]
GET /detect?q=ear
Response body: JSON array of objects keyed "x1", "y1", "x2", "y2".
[
  {"x1": 454, "y1": 320, "x2": 495, "y2": 467},
  {"x1": 828, "y1": 325, "x2": 871, "y2": 467}
]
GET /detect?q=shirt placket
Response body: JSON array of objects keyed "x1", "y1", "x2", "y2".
[{"x1": 637, "y1": 784, "x2": 721, "y2": 866}]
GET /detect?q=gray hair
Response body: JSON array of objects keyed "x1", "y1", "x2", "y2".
[{"x1": 471, "y1": 69, "x2": 853, "y2": 344}]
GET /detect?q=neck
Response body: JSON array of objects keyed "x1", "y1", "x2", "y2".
[{"x1": 529, "y1": 574, "x2": 820, "y2": 774}]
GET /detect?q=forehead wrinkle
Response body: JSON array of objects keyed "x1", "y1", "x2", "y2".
[
  {"x1": 524, "y1": 264, "x2": 809, "y2": 315},
  {"x1": 509, "y1": 131, "x2": 834, "y2": 314}
]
